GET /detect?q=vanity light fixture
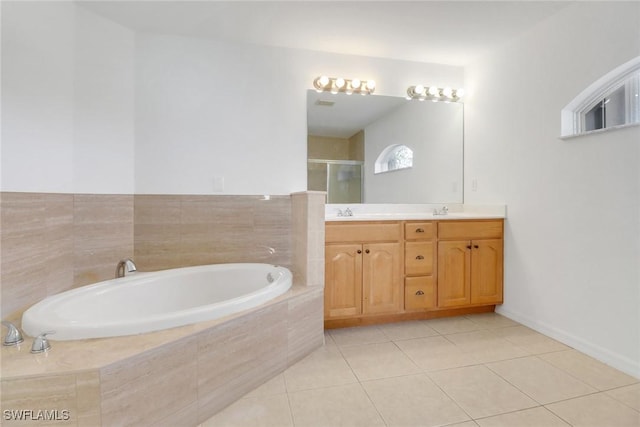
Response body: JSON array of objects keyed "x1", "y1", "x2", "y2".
[
  {"x1": 406, "y1": 85, "x2": 464, "y2": 102},
  {"x1": 313, "y1": 76, "x2": 376, "y2": 95}
]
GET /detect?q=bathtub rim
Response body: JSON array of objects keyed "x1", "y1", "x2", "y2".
[
  {"x1": 2, "y1": 282, "x2": 320, "y2": 380},
  {"x1": 21, "y1": 263, "x2": 293, "y2": 341}
]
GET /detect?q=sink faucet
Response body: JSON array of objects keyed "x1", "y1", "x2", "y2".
[
  {"x1": 115, "y1": 258, "x2": 137, "y2": 278},
  {"x1": 433, "y1": 206, "x2": 449, "y2": 216},
  {"x1": 337, "y1": 208, "x2": 354, "y2": 217}
]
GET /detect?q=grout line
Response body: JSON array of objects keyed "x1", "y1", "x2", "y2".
[
  {"x1": 602, "y1": 383, "x2": 640, "y2": 413},
  {"x1": 425, "y1": 372, "x2": 476, "y2": 424}
]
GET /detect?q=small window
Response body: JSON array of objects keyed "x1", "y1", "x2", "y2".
[
  {"x1": 374, "y1": 144, "x2": 413, "y2": 174},
  {"x1": 561, "y1": 56, "x2": 640, "y2": 137}
]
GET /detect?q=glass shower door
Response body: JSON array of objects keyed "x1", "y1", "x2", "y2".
[{"x1": 307, "y1": 160, "x2": 363, "y2": 203}]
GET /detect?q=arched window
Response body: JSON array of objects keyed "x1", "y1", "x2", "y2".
[
  {"x1": 374, "y1": 144, "x2": 413, "y2": 174},
  {"x1": 561, "y1": 56, "x2": 640, "y2": 137}
]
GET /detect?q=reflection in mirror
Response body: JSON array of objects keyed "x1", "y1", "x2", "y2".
[
  {"x1": 307, "y1": 90, "x2": 464, "y2": 204},
  {"x1": 374, "y1": 144, "x2": 413, "y2": 174}
]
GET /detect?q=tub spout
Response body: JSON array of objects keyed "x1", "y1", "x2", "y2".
[{"x1": 116, "y1": 258, "x2": 137, "y2": 278}]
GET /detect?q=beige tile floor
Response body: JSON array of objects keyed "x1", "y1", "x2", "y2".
[{"x1": 200, "y1": 313, "x2": 640, "y2": 427}]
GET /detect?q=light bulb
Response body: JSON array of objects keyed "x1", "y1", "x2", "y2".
[
  {"x1": 443, "y1": 87, "x2": 453, "y2": 98},
  {"x1": 318, "y1": 76, "x2": 330, "y2": 87},
  {"x1": 351, "y1": 78, "x2": 361, "y2": 89},
  {"x1": 456, "y1": 88, "x2": 465, "y2": 98},
  {"x1": 335, "y1": 78, "x2": 346, "y2": 89},
  {"x1": 428, "y1": 86, "x2": 439, "y2": 96},
  {"x1": 414, "y1": 85, "x2": 425, "y2": 95},
  {"x1": 366, "y1": 80, "x2": 376, "y2": 91}
]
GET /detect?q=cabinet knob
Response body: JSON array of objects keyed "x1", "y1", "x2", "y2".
[
  {"x1": 415, "y1": 228, "x2": 425, "y2": 233},
  {"x1": 357, "y1": 249, "x2": 362, "y2": 254},
  {"x1": 415, "y1": 290, "x2": 425, "y2": 295},
  {"x1": 415, "y1": 255, "x2": 424, "y2": 260},
  {"x1": 474, "y1": 245, "x2": 479, "y2": 249},
  {"x1": 365, "y1": 249, "x2": 370, "y2": 254},
  {"x1": 466, "y1": 244, "x2": 472, "y2": 249}
]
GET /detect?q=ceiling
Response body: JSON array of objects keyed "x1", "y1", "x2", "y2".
[
  {"x1": 77, "y1": 1, "x2": 573, "y2": 66},
  {"x1": 307, "y1": 91, "x2": 407, "y2": 138}
]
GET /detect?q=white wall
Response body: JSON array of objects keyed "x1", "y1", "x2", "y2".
[
  {"x1": 1, "y1": 1, "x2": 75, "y2": 193},
  {"x1": 73, "y1": 6, "x2": 135, "y2": 194},
  {"x1": 1, "y1": 3, "x2": 462, "y2": 196},
  {"x1": 1, "y1": 2, "x2": 135, "y2": 194},
  {"x1": 134, "y1": 34, "x2": 463, "y2": 195},
  {"x1": 364, "y1": 101, "x2": 463, "y2": 203},
  {"x1": 465, "y1": 2, "x2": 640, "y2": 376}
]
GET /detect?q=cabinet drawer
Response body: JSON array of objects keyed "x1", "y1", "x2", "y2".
[
  {"x1": 405, "y1": 242, "x2": 434, "y2": 275},
  {"x1": 326, "y1": 222, "x2": 401, "y2": 243},
  {"x1": 405, "y1": 222, "x2": 435, "y2": 240},
  {"x1": 405, "y1": 277, "x2": 436, "y2": 311},
  {"x1": 438, "y1": 220, "x2": 503, "y2": 240}
]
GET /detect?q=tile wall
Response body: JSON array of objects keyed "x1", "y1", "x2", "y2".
[
  {"x1": 1, "y1": 191, "x2": 323, "y2": 318},
  {"x1": 0, "y1": 193, "x2": 134, "y2": 317},
  {"x1": 133, "y1": 195, "x2": 292, "y2": 271}
]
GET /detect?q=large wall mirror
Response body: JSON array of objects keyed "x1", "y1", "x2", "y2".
[{"x1": 307, "y1": 90, "x2": 464, "y2": 204}]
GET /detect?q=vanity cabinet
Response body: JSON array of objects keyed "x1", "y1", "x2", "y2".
[
  {"x1": 325, "y1": 222, "x2": 402, "y2": 319},
  {"x1": 325, "y1": 218, "x2": 504, "y2": 328},
  {"x1": 437, "y1": 221, "x2": 504, "y2": 308}
]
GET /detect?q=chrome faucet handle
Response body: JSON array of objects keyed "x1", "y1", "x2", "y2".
[
  {"x1": 2, "y1": 321, "x2": 24, "y2": 346},
  {"x1": 31, "y1": 331, "x2": 55, "y2": 354},
  {"x1": 345, "y1": 208, "x2": 353, "y2": 216}
]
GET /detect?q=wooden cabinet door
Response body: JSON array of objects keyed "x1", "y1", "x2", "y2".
[
  {"x1": 362, "y1": 242, "x2": 402, "y2": 315},
  {"x1": 325, "y1": 244, "x2": 362, "y2": 318},
  {"x1": 471, "y1": 239, "x2": 504, "y2": 304},
  {"x1": 437, "y1": 240, "x2": 471, "y2": 307}
]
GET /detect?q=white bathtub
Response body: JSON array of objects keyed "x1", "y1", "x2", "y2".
[{"x1": 22, "y1": 263, "x2": 292, "y2": 341}]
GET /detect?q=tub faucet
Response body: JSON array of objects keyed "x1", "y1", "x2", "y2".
[
  {"x1": 2, "y1": 321, "x2": 24, "y2": 346},
  {"x1": 116, "y1": 258, "x2": 137, "y2": 278},
  {"x1": 31, "y1": 331, "x2": 55, "y2": 354}
]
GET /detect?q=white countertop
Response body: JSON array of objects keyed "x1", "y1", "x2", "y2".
[{"x1": 325, "y1": 204, "x2": 506, "y2": 222}]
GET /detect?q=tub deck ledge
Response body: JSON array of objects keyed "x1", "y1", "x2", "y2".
[{"x1": 0, "y1": 283, "x2": 324, "y2": 426}]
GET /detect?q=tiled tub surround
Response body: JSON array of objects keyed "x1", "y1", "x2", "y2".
[
  {"x1": 1, "y1": 285, "x2": 324, "y2": 426},
  {"x1": 133, "y1": 194, "x2": 293, "y2": 272},
  {"x1": 1, "y1": 192, "x2": 325, "y2": 318},
  {"x1": 0, "y1": 193, "x2": 134, "y2": 317},
  {"x1": 1, "y1": 191, "x2": 325, "y2": 426}
]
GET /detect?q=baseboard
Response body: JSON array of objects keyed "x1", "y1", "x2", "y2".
[{"x1": 495, "y1": 306, "x2": 640, "y2": 379}]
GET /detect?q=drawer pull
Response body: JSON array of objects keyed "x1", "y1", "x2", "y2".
[
  {"x1": 415, "y1": 255, "x2": 424, "y2": 260},
  {"x1": 415, "y1": 290, "x2": 425, "y2": 295},
  {"x1": 415, "y1": 228, "x2": 425, "y2": 233}
]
